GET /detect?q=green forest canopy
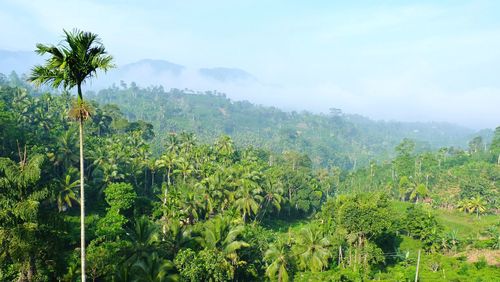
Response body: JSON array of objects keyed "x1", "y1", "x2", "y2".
[
  {"x1": 0, "y1": 72, "x2": 499, "y2": 281},
  {"x1": 86, "y1": 80, "x2": 493, "y2": 169}
]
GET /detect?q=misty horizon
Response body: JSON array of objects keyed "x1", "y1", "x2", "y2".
[{"x1": 1, "y1": 0, "x2": 499, "y2": 129}]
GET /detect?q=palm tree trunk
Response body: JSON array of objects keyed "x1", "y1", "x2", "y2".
[
  {"x1": 167, "y1": 167, "x2": 171, "y2": 185},
  {"x1": 144, "y1": 167, "x2": 147, "y2": 194},
  {"x1": 79, "y1": 118, "x2": 86, "y2": 281},
  {"x1": 78, "y1": 83, "x2": 86, "y2": 282},
  {"x1": 255, "y1": 200, "x2": 270, "y2": 223},
  {"x1": 151, "y1": 171, "x2": 155, "y2": 189},
  {"x1": 27, "y1": 253, "x2": 35, "y2": 282}
]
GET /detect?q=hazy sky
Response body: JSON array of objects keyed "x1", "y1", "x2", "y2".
[{"x1": 1, "y1": 0, "x2": 499, "y2": 129}]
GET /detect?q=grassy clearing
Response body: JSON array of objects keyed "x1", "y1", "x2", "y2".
[
  {"x1": 392, "y1": 200, "x2": 499, "y2": 239},
  {"x1": 437, "y1": 209, "x2": 499, "y2": 238},
  {"x1": 267, "y1": 201, "x2": 498, "y2": 241},
  {"x1": 391, "y1": 200, "x2": 413, "y2": 213}
]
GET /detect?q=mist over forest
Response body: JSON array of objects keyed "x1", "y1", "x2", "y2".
[{"x1": 1, "y1": 1, "x2": 499, "y2": 282}]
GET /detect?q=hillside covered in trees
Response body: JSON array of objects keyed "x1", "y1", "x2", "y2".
[
  {"x1": 1, "y1": 70, "x2": 499, "y2": 281},
  {"x1": 86, "y1": 82, "x2": 491, "y2": 169}
]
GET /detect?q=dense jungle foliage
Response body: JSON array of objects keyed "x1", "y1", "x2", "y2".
[{"x1": 0, "y1": 72, "x2": 499, "y2": 281}]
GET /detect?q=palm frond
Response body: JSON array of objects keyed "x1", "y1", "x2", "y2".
[{"x1": 30, "y1": 28, "x2": 114, "y2": 93}]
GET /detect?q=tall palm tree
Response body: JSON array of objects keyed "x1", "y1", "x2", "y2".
[
  {"x1": 257, "y1": 177, "x2": 283, "y2": 222},
  {"x1": 156, "y1": 152, "x2": 176, "y2": 186},
  {"x1": 173, "y1": 157, "x2": 193, "y2": 183},
  {"x1": 264, "y1": 238, "x2": 291, "y2": 282},
  {"x1": 124, "y1": 217, "x2": 161, "y2": 266},
  {"x1": 49, "y1": 127, "x2": 79, "y2": 174},
  {"x1": 56, "y1": 167, "x2": 80, "y2": 212},
  {"x1": 233, "y1": 168, "x2": 263, "y2": 222},
  {"x1": 179, "y1": 187, "x2": 202, "y2": 225},
  {"x1": 29, "y1": 29, "x2": 114, "y2": 281},
  {"x1": 131, "y1": 252, "x2": 178, "y2": 282},
  {"x1": 197, "y1": 215, "x2": 249, "y2": 265},
  {"x1": 161, "y1": 220, "x2": 194, "y2": 255},
  {"x1": 178, "y1": 132, "x2": 197, "y2": 153},
  {"x1": 292, "y1": 226, "x2": 330, "y2": 272},
  {"x1": 165, "y1": 133, "x2": 181, "y2": 155},
  {"x1": 215, "y1": 135, "x2": 235, "y2": 164},
  {"x1": 234, "y1": 182, "x2": 263, "y2": 222}
]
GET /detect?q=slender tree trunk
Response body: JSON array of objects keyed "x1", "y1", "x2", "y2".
[
  {"x1": 167, "y1": 167, "x2": 171, "y2": 186},
  {"x1": 79, "y1": 118, "x2": 86, "y2": 282},
  {"x1": 415, "y1": 249, "x2": 421, "y2": 282},
  {"x1": 151, "y1": 171, "x2": 155, "y2": 189},
  {"x1": 338, "y1": 246, "x2": 343, "y2": 268},
  {"x1": 27, "y1": 253, "x2": 35, "y2": 282},
  {"x1": 144, "y1": 167, "x2": 147, "y2": 194},
  {"x1": 78, "y1": 84, "x2": 86, "y2": 282},
  {"x1": 349, "y1": 248, "x2": 353, "y2": 266}
]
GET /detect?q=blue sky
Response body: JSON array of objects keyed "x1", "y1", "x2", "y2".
[{"x1": 1, "y1": 0, "x2": 499, "y2": 128}]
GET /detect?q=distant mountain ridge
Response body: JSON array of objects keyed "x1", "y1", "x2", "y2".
[
  {"x1": 1, "y1": 49, "x2": 494, "y2": 140},
  {"x1": 0, "y1": 49, "x2": 257, "y2": 85}
]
